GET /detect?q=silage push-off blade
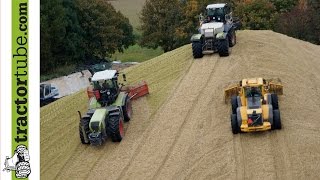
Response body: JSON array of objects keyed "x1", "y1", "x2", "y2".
[
  {"x1": 268, "y1": 82, "x2": 283, "y2": 95},
  {"x1": 224, "y1": 85, "x2": 240, "y2": 103},
  {"x1": 128, "y1": 81, "x2": 149, "y2": 100}
]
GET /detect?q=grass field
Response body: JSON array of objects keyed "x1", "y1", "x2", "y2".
[
  {"x1": 112, "y1": 44, "x2": 163, "y2": 63},
  {"x1": 109, "y1": 0, "x2": 145, "y2": 30},
  {"x1": 109, "y1": 0, "x2": 164, "y2": 62}
]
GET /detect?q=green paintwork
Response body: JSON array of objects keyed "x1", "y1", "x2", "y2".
[
  {"x1": 190, "y1": 34, "x2": 202, "y2": 42},
  {"x1": 90, "y1": 108, "x2": 107, "y2": 132},
  {"x1": 112, "y1": 92, "x2": 127, "y2": 107},
  {"x1": 89, "y1": 97, "x2": 102, "y2": 109},
  {"x1": 216, "y1": 32, "x2": 227, "y2": 39},
  {"x1": 87, "y1": 92, "x2": 127, "y2": 133}
]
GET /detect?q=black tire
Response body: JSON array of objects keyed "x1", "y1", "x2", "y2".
[
  {"x1": 217, "y1": 39, "x2": 230, "y2": 56},
  {"x1": 231, "y1": 96, "x2": 238, "y2": 114},
  {"x1": 79, "y1": 117, "x2": 90, "y2": 144},
  {"x1": 271, "y1": 94, "x2": 279, "y2": 110},
  {"x1": 228, "y1": 29, "x2": 236, "y2": 47},
  {"x1": 231, "y1": 114, "x2": 240, "y2": 134},
  {"x1": 15, "y1": 161, "x2": 31, "y2": 178},
  {"x1": 192, "y1": 42, "x2": 203, "y2": 58},
  {"x1": 123, "y1": 96, "x2": 132, "y2": 122},
  {"x1": 107, "y1": 115, "x2": 124, "y2": 142},
  {"x1": 273, "y1": 109, "x2": 282, "y2": 129}
]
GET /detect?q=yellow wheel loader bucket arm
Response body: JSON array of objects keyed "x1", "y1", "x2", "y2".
[
  {"x1": 268, "y1": 82, "x2": 283, "y2": 95},
  {"x1": 224, "y1": 84, "x2": 240, "y2": 103}
]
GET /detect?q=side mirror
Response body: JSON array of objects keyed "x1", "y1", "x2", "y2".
[
  {"x1": 225, "y1": 14, "x2": 230, "y2": 20},
  {"x1": 122, "y1": 74, "x2": 127, "y2": 82},
  {"x1": 88, "y1": 77, "x2": 92, "y2": 82}
]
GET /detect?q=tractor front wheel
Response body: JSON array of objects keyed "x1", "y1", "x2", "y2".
[
  {"x1": 231, "y1": 114, "x2": 240, "y2": 134},
  {"x1": 228, "y1": 29, "x2": 236, "y2": 47},
  {"x1": 79, "y1": 117, "x2": 90, "y2": 144},
  {"x1": 107, "y1": 115, "x2": 124, "y2": 142},
  {"x1": 123, "y1": 96, "x2": 132, "y2": 122},
  {"x1": 231, "y1": 96, "x2": 238, "y2": 114},
  {"x1": 273, "y1": 109, "x2": 282, "y2": 129},
  {"x1": 271, "y1": 94, "x2": 279, "y2": 110},
  {"x1": 192, "y1": 42, "x2": 203, "y2": 58},
  {"x1": 218, "y1": 39, "x2": 230, "y2": 56}
]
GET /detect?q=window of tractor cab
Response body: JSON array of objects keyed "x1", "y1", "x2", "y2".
[
  {"x1": 245, "y1": 86, "x2": 262, "y2": 98},
  {"x1": 245, "y1": 86, "x2": 262, "y2": 109},
  {"x1": 207, "y1": 8, "x2": 224, "y2": 20},
  {"x1": 93, "y1": 80, "x2": 114, "y2": 89},
  {"x1": 102, "y1": 80, "x2": 115, "y2": 89}
]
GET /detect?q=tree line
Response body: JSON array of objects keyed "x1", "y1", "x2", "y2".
[
  {"x1": 41, "y1": 0, "x2": 319, "y2": 74},
  {"x1": 40, "y1": 0, "x2": 134, "y2": 74},
  {"x1": 139, "y1": 0, "x2": 320, "y2": 52}
]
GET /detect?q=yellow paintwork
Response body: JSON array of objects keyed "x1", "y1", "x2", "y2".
[
  {"x1": 241, "y1": 122, "x2": 272, "y2": 132},
  {"x1": 262, "y1": 104, "x2": 269, "y2": 120},
  {"x1": 246, "y1": 108, "x2": 262, "y2": 114},
  {"x1": 224, "y1": 77, "x2": 284, "y2": 133},
  {"x1": 224, "y1": 77, "x2": 283, "y2": 102},
  {"x1": 240, "y1": 107, "x2": 247, "y2": 121}
]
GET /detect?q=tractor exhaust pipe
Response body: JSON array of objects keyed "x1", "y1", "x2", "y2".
[{"x1": 77, "y1": 111, "x2": 82, "y2": 119}]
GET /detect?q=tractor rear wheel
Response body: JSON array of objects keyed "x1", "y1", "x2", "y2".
[
  {"x1": 123, "y1": 96, "x2": 132, "y2": 122},
  {"x1": 228, "y1": 29, "x2": 236, "y2": 47},
  {"x1": 231, "y1": 114, "x2": 240, "y2": 134},
  {"x1": 231, "y1": 96, "x2": 238, "y2": 114},
  {"x1": 192, "y1": 42, "x2": 203, "y2": 58},
  {"x1": 273, "y1": 109, "x2": 282, "y2": 129},
  {"x1": 271, "y1": 94, "x2": 279, "y2": 110},
  {"x1": 107, "y1": 115, "x2": 124, "y2": 142},
  {"x1": 218, "y1": 39, "x2": 230, "y2": 56},
  {"x1": 79, "y1": 117, "x2": 90, "y2": 144}
]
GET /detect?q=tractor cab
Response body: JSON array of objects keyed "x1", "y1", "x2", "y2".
[
  {"x1": 205, "y1": 3, "x2": 232, "y2": 23},
  {"x1": 245, "y1": 86, "x2": 262, "y2": 98},
  {"x1": 90, "y1": 70, "x2": 120, "y2": 106},
  {"x1": 244, "y1": 86, "x2": 262, "y2": 109}
]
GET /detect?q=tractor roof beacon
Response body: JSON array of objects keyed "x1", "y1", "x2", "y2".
[
  {"x1": 190, "y1": 3, "x2": 241, "y2": 58},
  {"x1": 224, "y1": 78, "x2": 283, "y2": 134},
  {"x1": 79, "y1": 70, "x2": 149, "y2": 146}
]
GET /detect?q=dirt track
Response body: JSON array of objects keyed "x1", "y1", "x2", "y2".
[{"x1": 41, "y1": 30, "x2": 320, "y2": 179}]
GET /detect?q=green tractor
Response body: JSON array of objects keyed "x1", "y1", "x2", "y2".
[{"x1": 78, "y1": 70, "x2": 135, "y2": 145}]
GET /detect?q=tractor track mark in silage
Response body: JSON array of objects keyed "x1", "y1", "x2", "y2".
[
  {"x1": 116, "y1": 55, "x2": 194, "y2": 180},
  {"x1": 151, "y1": 57, "x2": 221, "y2": 179},
  {"x1": 83, "y1": 148, "x2": 111, "y2": 180}
]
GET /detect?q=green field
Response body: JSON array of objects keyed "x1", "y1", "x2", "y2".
[
  {"x1": 109, "y1": 0, "x2": 145, "y2": 30},
  {"x1": 112, "y1": 44, "x2": 163, "y2": 63},
  {"x1": 109, "y1": 0, "x2": 164, "y2": 62}
]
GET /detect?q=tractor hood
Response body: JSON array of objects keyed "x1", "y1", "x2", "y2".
[
  {"x1": 200, "y1": 22, "x2": 224, "y2": 37},
  {"x1": 201, "y1": 22, "x2": 224, "y2": 30}
]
